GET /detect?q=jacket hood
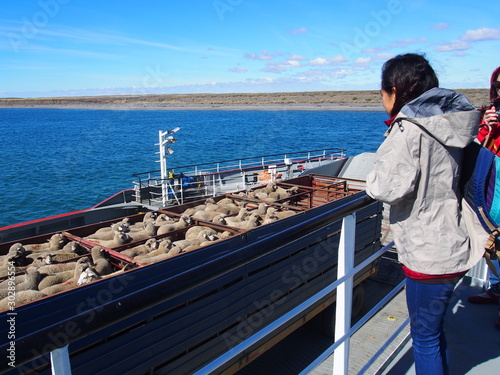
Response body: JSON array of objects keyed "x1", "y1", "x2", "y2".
[{"x1": 397, "y1": 87, "x2": 479, "y2": 148}]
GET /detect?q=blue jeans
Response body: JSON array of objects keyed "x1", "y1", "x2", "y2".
[
  {"x1": 406, "y1": 278, "x2": 458, "y2": 375},
  {"x1": 490, "y1": 258, "x2": 500, "y2": 287}
]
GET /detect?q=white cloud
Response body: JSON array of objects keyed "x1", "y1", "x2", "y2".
[
  {"x1": 289, "y1": 27, "x2": 307, "y2": 35},
  {"x1": 434, "y1": 40, "x2": 470, "y2": 52},
  {"x1": 228, "y1": 66, "x2": 248, "y2": 73},
  {"x1": 244, "y1": 50, "x2": 275, "y2": 60},
  {"x1": 262, "y1": 59, "x2": 302, "y2": 73},
  {"x1": 309, "y1": 55, "x2": 347, "y2": 66},
  {"x1": 309, "y1": 57, "x2": 330, "y2": 66},
  {"x1": 461, "y1": 28, "x2": 500, "y2": 41},
  {"x1": 432, "y1": 23, "x2": 449, "y2": 30},
  {"x1": 289, "y1": 54, "x2": 307, "y2": 60},
  {"x1": 354, "y1": 57, "x2": 371, "y2": 65},
  {"x1": 373, "y1": 53, "x2": 394, "y2": 60}
]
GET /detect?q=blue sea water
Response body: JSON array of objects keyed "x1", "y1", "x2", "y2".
[{"x1": 0, "y1": 108, "x2": 387, "y2": 227}]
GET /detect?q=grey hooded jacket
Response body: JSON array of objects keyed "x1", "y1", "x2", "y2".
[{"x1": 366, "y1": 87, "x2": 484, "y2": 274}]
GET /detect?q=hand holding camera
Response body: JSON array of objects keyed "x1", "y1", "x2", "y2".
[{"x1": 494, "y1": 97, "x2": 500, "y2": 116}]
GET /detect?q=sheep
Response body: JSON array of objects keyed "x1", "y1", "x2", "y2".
[
  {"x1": 182, "y1": 198, "x2": 216, "y2": 216},
  {"x1": 8, "y1": 243, "x2": 28, "y2": 257},
  {"x1": 38, "y1": 257, "x2": 90, "y2": 275},
  {"x1": 0, "y1": 273, "x2": 26, "y2": 290},
  {"x1": 216, "y1": 197, "x2": 236, "y2": 206},
  {"x1": 121, "y1": 238, "x2": 160, "y2": 258},
  {"x1": 77, "y1": 267, "x2": 100, "y2": 285},
  {"x1": 38, "y1": 257, "x2": 93, "y2": 290},
  {"x1": 27, "y1": 253, "x2": 55, "y2": 267},
  {"x1": 38, "y1": 269, "x2": 75, "y2": 291},
  {"x1": 245, "y1": 202, "x2": 268, "y2": 216},
  {"x1": 22, "y1": 233, "x2": 67, "y2": 252},
  {"x1": 90, "y1": 246, "x2": 113, "y2": 276},
  {"x1": 154, "y1": 213, "x2": 175, "y2": 226},
  {"x1": 265, "y1": 207, "x2": 297, "y2": 220},
  {"x1": 184, "y1": 226, "x2": 217, "y2": 240},
  {"x1": 0, "y1": 267, "x2": 41, "y2": 299},
  {"x1": 219, "y1": 213, "x2": 262, "y2": 230},
  {"x1": 191, "y1": 210, "x2": 222, "y2": 222},
  {"x1": 268, "y1": 185, "x2": 299, "y2": 200},
  {"x1": 1, "y1": 243, "x2": 29, "y2": 267},
  {"x1": 85, "y1": 232, "x2": 132, "y2": 248},
  {"x1": 220, "y1": 207, "x2": 248, "y2": 224},
  {"x1": 136, "y1": 253, "x2": 172, "y2": 265},
  {"x1": 40, "y1": 259, "x2": 94, "y2": 295},
  {"x1": 157, "y1": 215, "x2": 192, "y2": 236},
  {"x1": 86, "y1": 222, "x2": 130, "y2": 240},
  {"x1": 0, "y1": 290, "x2": 47, "y2": 310},
  {"x1": 61, "y1": 241, "x2": 88, "y2": 255},
  {"x1": 100, "y1": 263, "x2": 137, "y2": 279},
  {"x1": 134, "y1": 240, "x2": 172, "y2": 261},
  {"x1": 142, "y1": 211, "x2": 158, "y2": 223},
  {"x1": 126, "y1": 221, "x2": 157, "y2": 242},
  {"x1": 180, "y1": 233, "x2": 221, "y2": 253},
  {"x1": 170, "y1": 231, "x2": 217, "y2": 254},
  {"x1": 262, "y1": 212, "x2": 280, "y2": 225}
]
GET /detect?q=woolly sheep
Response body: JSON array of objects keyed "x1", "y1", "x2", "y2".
[
  {"x1": 77, "y1": 267, "x2": 99, "y2": 285},
  {"x1": 90, "y1": 246, "x2": 113, "y2": 276},
  {"x1": 265, "y1": 207, "x2": 297, "y2": 220},
  {"x1": 121, "y1": 238, "x2": 159, "y2": 258},
  {"x1": 23, "y1": 233, "x2": 67, "y2": 252},
  {"x1": 40, "y1": 259, "x2": 94, "y2": 295},
  {"x1": 0, "y1": 267, "x2": 41, "y2": 299},
  {"x1": 126, "y1": 221, "x2": 157, "y2": 242},
  {"x1": 157, "y1": 215, "x2": 192, "y2": 236},
  {"x1": 85, "y1": 232, "x2": 132, "y2": 248},
  {"x1": 85, "y1": 222, "x2": 130, "y2": 241},
  {"x1": 0, "y1": 290, "x2": 46, "y2": 310},
  {"x1": 38, "y1": 257, "x2": 93, "y2": 290},
  {"x1": 184, "y1": 226, "x2": 217, "y2": 240}
]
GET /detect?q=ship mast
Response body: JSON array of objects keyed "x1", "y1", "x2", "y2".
[{"x1": 158, "y1": 127, "x2": 180, "y2": 206}]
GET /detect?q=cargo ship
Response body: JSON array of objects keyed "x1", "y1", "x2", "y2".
[{"x1": 0, "y1": 133, "x2": 383, "y2": 375}]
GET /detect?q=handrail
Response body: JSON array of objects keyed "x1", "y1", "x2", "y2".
[
  {"x1": 131, "y1": 148, "x2": 346, "y2": 178},
  {"x1": 3, "y1": 194, "x2": 374, "y2": 373},
  {"x1": 193, "y1": 207, "x2": 389, "y2": 375}
]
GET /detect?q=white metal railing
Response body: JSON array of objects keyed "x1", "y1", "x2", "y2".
[
  {"x1": 132, "y1": 148, "x2": 347, "y2": 206},
  {"x1": 192, "y1": 215, "x2": 490, "y2": 375},
  {"x1": 47, "y1": 213, "x2": 490, "y2": 375},
  {"x1": 193, "y1": 213, "x2": 390, "y2": 375}
]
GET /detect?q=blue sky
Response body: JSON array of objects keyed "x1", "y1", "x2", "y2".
[{"x1": 1, "y1": 0, "x2": 499, "y2": 98}]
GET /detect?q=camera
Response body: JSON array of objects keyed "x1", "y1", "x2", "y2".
[{"x1": 494, "y1": 97, "x2": 500, "y2": 116}]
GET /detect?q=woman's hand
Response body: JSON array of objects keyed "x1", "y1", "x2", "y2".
[{"x1": 484, "y1": 107, "x2": 499, "y2": 126}]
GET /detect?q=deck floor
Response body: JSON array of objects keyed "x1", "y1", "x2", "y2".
[{"x1": 235, "y1": 251, "x2": 500, "y2": 375}]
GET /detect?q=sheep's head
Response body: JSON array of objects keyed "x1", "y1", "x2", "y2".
[{"x1": 9, "y1": 243, "x2": 27, "y2": 256}]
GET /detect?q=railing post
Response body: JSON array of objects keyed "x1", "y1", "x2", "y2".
[
  {"x1": 333, "y1": 213, "x2": 356, "y2": 375},
  {"x1": 50, "y1": 345, "x2": 72, "y2": 375}
]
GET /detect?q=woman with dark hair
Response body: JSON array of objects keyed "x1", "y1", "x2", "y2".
[{"x1": 366, "y1": 53, "x2": 483, "y2": 375}]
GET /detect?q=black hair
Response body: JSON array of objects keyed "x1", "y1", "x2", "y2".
[
  {"x1": 381, "y1": 53, "x2": 439, "y2": 116},
  {"x1": 490, "y1": 67, "x2": 500, "y2": 101}
]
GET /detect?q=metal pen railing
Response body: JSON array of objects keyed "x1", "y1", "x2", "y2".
[
  {"x1": 132, "y1": 148, "x2": 347, "y2": 206},
  {"x1": 44, "y1": 200, "x2": 489, "y2": 375},
  {"x1": 193, "y1": 223, "x2": 490, "y2": 375}
]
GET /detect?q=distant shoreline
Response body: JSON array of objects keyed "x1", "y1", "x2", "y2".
[
  {"x1": 0, "y1": 89, "x2": 488, "y2": 111},
  {"x1": 0, "y1": 103, "x2": 385, "y2": 111}
]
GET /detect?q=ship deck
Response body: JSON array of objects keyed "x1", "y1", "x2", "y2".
[
  {"x1": 312, "y1": 274, "x2": 500, "y2": 375},
  {"x1": 234, "y1": 250, "x2": 500, "y2": 375}
]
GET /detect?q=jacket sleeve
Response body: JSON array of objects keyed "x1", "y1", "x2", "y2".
[{"x1": 366, "y1": 123, "x2": 421, "y2": 205}]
